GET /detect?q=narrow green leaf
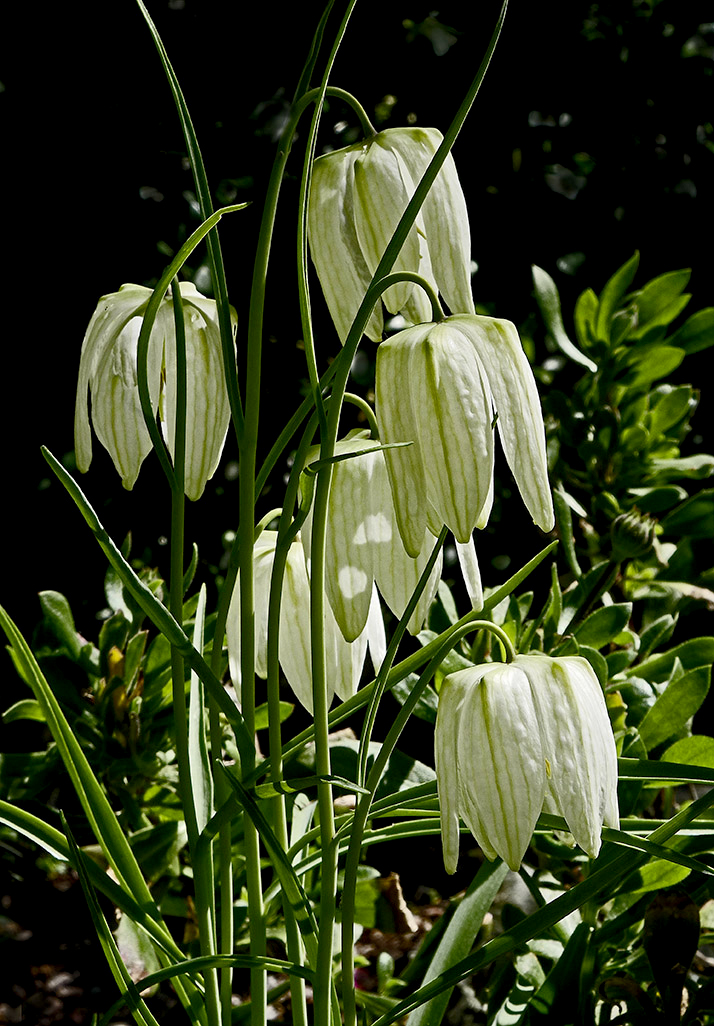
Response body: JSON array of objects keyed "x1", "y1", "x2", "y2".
[
  {"x1": 406, "y1": 860, "x2": 508, "y2": 1025},
  {"x1": 41, "y1": 447, "x2": 254, "y2": 763},
  {"x1": 370, "y1": 787, "x2": 714, "y2": 1026},
  {"x1": 62, "y1": 815, "x2": 163, "y2": 1026},
  {"x1": 0, "y1": 799, "x2": 188, "y2": 965}
]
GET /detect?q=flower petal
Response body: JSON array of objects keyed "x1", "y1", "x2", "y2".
[
  {"x1": 456, "y1": 663, "x2": 545, "y2": 871},
  {"x1": 519, "y1": 654, "x2": 619, "y2": 857},
  {"x1": 308, "y1": 145, "x2": 383, "y2": 343},
  {"x1": 452, "y1": 315, "x2": 554, "y2": 532},
  {"x1": 387, "y1": 127, "x2": 474, "y2": 317},
  {"x1": 412, "y1": 321, "x2": 495, "y2": 542},
  {"x1": 163, "y1": 283, "x2": 235, "y2": 501},
  {"x1": 376, "y1": 324, "x2": 433, "y2": 556},
  {"x1": 353, "y1": 135, "x2": 430, "y2": 320},
  {"x1": 435, "y1": 673, "x2": 469, "y2": 874}
]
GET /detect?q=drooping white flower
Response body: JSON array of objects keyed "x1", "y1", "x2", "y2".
[
  {"x1": 226, "y1": 530, "x2": 385, "y2": 714},
  {"x1": 308, "y1": 127, "x2": 474, "y2": 344},
  {"x1": 74, "y1": 282, "x2": 235, "y2": 500},
  {"x1": 375, "y1": 314, "x2": 554, "y2": 558},
  {"x1": 435, "y1": 654, "x2": 619, "y2": 873},
  {"x1": 301, "y1": 434, "x2": 443, "y2": 642}
]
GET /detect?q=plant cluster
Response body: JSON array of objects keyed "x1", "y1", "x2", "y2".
[{"x1": 2, "y1": 3, "x2": 714, "y2": 1026}]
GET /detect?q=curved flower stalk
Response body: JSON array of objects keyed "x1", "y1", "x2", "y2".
[
  {"x1": 435, "y1": 654, "x2": 619, "y2": 873},
  {"x1": 74, "y1": 282, "x2": 235, "y2": 500},
  {"x1": 226, "y1": 530, "x2": 385, "y2": 714},
  {"x1": 375, "y1": 314, "x2": 555, "y2": 558},
  {"x1": 308, "y1": 127, "x2": 474, "y2": 343},
  {"x1": 301, "y1": 434, "x2": 444, "y2": 641}
]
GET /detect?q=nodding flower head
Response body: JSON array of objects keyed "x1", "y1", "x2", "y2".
[
  {"x1": 74, "y1": 282, "x2": 235, "y2": 500},
  {"x1": 308, "y1": 126, "x2": 474, "y2": 344},
  {"x1": 376, "y1": 314, "x2": 554, "y2": 559},
  {"x1": 435, "y1": 653, "x2": 619, "y2": 873}
]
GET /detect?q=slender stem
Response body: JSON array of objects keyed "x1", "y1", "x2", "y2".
[
  {"x1": 340, "y1": 619, "x2": 514, "y2": 1026},
  {"x1": 168, "y1": 283, "x2": 221, "y2": 1023},
  {"x1": 342, "y1": 392, "x2": 379, "y2": 436},
  {"x1": 325, "y1": 85, "x2": 376, "y2": 136}
]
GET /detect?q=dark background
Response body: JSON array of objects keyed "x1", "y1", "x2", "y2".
[
  {"x1": 1, "y1": 3, "x2": 714, "y2": 1018},
  {"x1": 2, "y1": 0, "x2": 713, "y2": 636}
]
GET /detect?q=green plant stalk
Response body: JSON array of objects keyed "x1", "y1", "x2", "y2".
[
  {"x1": 303, "y1": 12, "x2": 512, "y2": 997},
  {"x1": 263, "y1": 413, "x2": 321, "y2": 1026},
  {"x1": 169, "y1": 284, "x2": 222, "y2": 1024},
  {"x1": 136, "y1": 0, "x2": 244, "y2": 445},
  {"x1": 340, "y1": 620, "x2": 515, "y2": 1026},
  {"x1": 358, "y1": 526, "x2": 448, "y2": 790}
]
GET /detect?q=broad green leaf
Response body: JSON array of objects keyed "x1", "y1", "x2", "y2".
[
  {"x1": 595, "y1": 251, "x2": 639, "y2": 343},
  {"x1": 39, "y1": 590, "x2": 83, "y2": 661},
  {"x1": 638, "y1": 665, "x2": 711, "y2": 750},
  {"x1": 573, "y1": 287, "x2": 599, "y2": 349},
  {"x1": 532, "y1": 265, "x2": 597, "y2": 371},
  {"x1": 617, "y1": 858, "x2": 691, "y2": 899},
  {"x1": 407, "y1": 859, "x2": 508, "y2": 1026},
  {"x1": 669, "y1": 306, "x2": 714, "y2": 354},
  {"x1": 646, "y1": 385, "x2": 695, "y2": 438},
  {"x1": 0, "y1": 604, "x2": 162, "y2": 910},
  {"x1": 627, "y1": 486, "x2": 687, "y2": 513},
  {"x1": 255, "y1": 701, "x2": 294, "y2": 731},
  {"x1": 572, "y1": 603, "x2": 632, "y2": 648},
  {"x1": 627, "y1": 268, "x2": 691, "y2": 331},
  {"x1": 662, "y1": 736, "x2": 714, "y2": 772},
  {"x1": 630, "y1": 638, "x2": 714, "y2": 682},
  {"x1": 647, "y1": 454, "x2": 714, "y2": 480},
  {"x1": 558, "y1": 561, "x2": 612, "y2": 635},
  {"x1": 2, "y1": 698, "x2": 45, "y2": 724},
  {"x1": 620, "y1": 345, "x2": 684, "y2": 388},
  {"x1": 661, "y1": 489, "x2": 714, "y2": 538}
]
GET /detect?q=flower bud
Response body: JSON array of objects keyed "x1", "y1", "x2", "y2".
[{"x1": 611, "y1": 509, "x2": 657, "y2": 562}]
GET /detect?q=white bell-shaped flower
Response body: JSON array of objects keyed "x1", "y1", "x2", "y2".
[
  {"x1": 301, "y1": 434, "x2": 443, "y2": 642},
  {"x1": 74, "y1": 282, "x2": 235, "y2": 500},
  {"x1": 375, "y1": 314, "x2": 554, "y2": 558},
  {"x1": 308, "y1": 127, "x2": 474, "y2": 343},
  {"x1": 226, "y1": 530, "x2": 385, "y2": 714},
  {"x1": 435, "y1": 654, "x2": 619, "y2": 873}
]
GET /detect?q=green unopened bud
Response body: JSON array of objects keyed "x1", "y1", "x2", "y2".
[{"x1": 611, "y1": 509, "x2": 657, "y2": 562}]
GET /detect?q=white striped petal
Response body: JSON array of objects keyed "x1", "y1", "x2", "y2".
[
  {"x1": 412, "y1": 321, "x2": 494, "y2": 543},
  {"x1": 452, "y1": 315, "x2": 554, "y2": 532},
  {"x1": 308, "y1": 145, "x2": 384, "y2": 344},
  {"x1": 456, "y1": 663, "x2": 546, "y2": 871},
  {"x1": 520, "y1": 654, "x2": 619, "y2": 856},
  {"x1": 375, "y1": 324, "x2": 433, "y2": 557},
  {"x1": 385, "y1": 127, "x2": 474, "y2": 317}
]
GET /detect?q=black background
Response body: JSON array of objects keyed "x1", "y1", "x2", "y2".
[{"x1": 2, "y1": 0, "x2": 713, "y2": 635}]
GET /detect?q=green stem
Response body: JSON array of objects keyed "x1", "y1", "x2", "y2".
[
  {"x1": 342, "y1": 392, "x2": 380, "y2": 436},
  {"x1": 340, "y1": 619, "x2": 515, "y2": 1026},
  {"x1": 169, "y1": 284, "x2": 221, "y2": 1023},
  {"x1": 325, "y1": 85, "x2": 377, "y2": 136}
]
